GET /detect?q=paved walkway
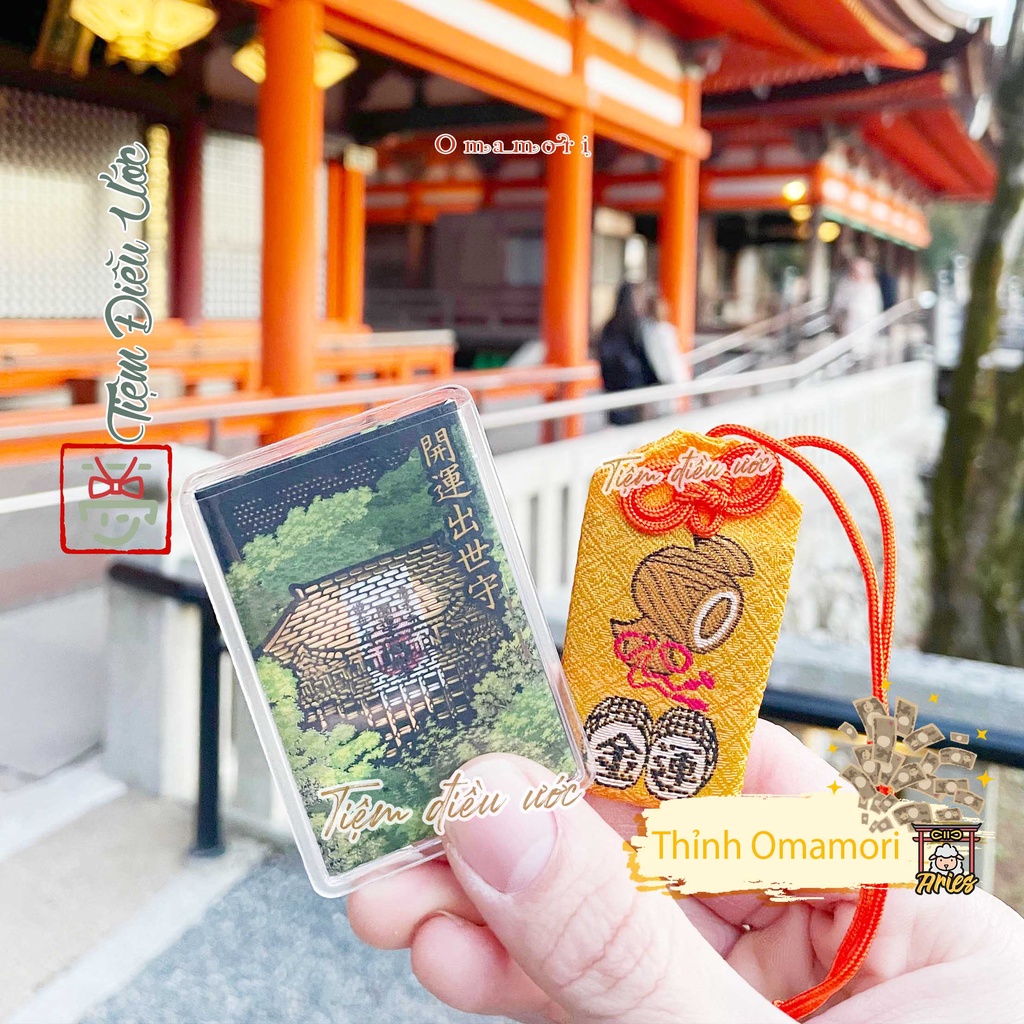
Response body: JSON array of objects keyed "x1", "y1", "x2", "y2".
[
  {"x1": 0, "y1": 759, "x2": 504, "y2": 1024},
  {"x1": 77, "y1": 854, "x2": 499, "y2": 1024}
]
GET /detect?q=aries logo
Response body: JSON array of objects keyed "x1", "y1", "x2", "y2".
[{"x1": 911, "y1": 823, "x2": 982, "y2": 895}]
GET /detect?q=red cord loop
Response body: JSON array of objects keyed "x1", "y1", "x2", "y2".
[
  {"x1": 706, "y1": 426, "x2": 897, "y2": 1019},
  {"x1": 618, "y1": 444, "x2": 783, "y2": 537}
]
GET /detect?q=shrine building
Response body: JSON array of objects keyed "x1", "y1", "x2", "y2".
[{"x1": 0, "y1": 0, "x2": 998, "y2": 458}]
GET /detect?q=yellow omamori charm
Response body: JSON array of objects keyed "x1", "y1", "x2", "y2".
[{"x1": 563, "y1": 430, "x2": 802, "y2": 807}]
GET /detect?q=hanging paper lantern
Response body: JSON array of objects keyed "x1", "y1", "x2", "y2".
[
  {"x1": 232, "y1": 33, "x2": 358, "y2": 90},
  {"x1": 69, "y1": 0, "x2": 217, "y2": 75}
]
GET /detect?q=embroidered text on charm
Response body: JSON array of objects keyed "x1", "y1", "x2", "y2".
[{"x1": 608, "y1": 443, "x2": 783, "y2": 537}]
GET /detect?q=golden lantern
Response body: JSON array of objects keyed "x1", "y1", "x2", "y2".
[
  {"x1": 818, "y1": 220, "x2": 842, "y2": 243},
  {"x1": 232, "y1": 33, "x2": 357, "y2": 89},
  {"x1": 781, "y1": 179, "x2": 808, "y2": 203},
  {"x1": 788, "y1": 203, "x2": 813, "y2": 223},
  {"x1": 69, "y1": 0, "x2": 217, "y2": 75}
]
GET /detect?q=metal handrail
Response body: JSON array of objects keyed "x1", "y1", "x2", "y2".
[
  {"x1": 108, "y1": 558, "x2": 1024, "y2": 786},
  {"x1": 762, "y1": 690, "x2": 1024, "y2": 770},
  {"x1": 0, "y1": 299, "x2": 925, "y2": 516},
  {"x1": 478, "y1": 298, "x2": 923, "y2": 430},
  {"x1": 0, "y1": 485, "x2": 89, "y2": 516},
  {"x1": 0, "y1": 301, "x2": 919, "y2": 487},
  {"x1": 686, "y1": 299, "x2": 827, "y2": 368},
  {"x1": 108, "y1": 562, "x2": 224, "y2": 857}
]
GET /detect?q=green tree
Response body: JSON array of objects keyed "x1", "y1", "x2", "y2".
[
  {"x1": 227, "y1": 453, "x2": 445, "y2": 646},
  {"x1": 926, "y1": 0, "x2": 1024, "y2": 663},
  {"x1": 925, "y1": 204, "x2": 986, "y2": 276},
  {"x1": 256, "y1": 657, "x2": 385, "y2": 793},
  {"x1": 229, "y1": 489, "x2": 378, "y2": 642},
  {"x1": 256, "y1": 657, "x2": 430, "y2": 872},
  {"x1": 370, "y1": 452, "x2": 446, "y2": 548}
]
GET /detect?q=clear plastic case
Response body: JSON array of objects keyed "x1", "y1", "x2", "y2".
[{"x1": 181, "y1": 386, "x2": 588, "y2": 897}]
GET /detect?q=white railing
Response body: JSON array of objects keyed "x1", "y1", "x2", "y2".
[
  {"x1": 687, "y1": 299, "x2": 826, "y2": 370},
  {"x1": 0, "y1": 485, "x2": 88, "y2": 515},
  {"x1": 0, "y1": 364, "x2": 597, "y2": 444},
  {"x1": 0, "y1": 296, "x2": 851, "y2": 448}
]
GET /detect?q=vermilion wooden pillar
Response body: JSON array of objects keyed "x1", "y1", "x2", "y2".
[
  {"x1": 326, "y1": 149, "x2": 370, "y2": 328},
  {"x1": 659, "y1": 77, "x2": 701, "y2": 360},
  {"x1": 659, "y1": 155, "x2": 699, "y2": 354},
  {"x1": 260, "y1": 0, "x2": 323, "y2": 441},
  {"x1": 170, "y1": 115, "x2": 204, "y2": 327},
  {"x1": 541, "y1": 107, "x2": 593, "y2": 438}
]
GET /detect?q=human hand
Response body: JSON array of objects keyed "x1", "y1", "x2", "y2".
[{"x1": 348, "y1": 720, "x2": 1024, "y2": 1023}]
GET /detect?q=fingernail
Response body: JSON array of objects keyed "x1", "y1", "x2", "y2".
[{"x1": 444, "y1": 758, "x2": 558, "y2": 895}]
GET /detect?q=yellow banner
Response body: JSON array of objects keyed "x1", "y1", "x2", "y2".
[{"x1": 631, "y1": 790, "x2": 922, "y2": 897}]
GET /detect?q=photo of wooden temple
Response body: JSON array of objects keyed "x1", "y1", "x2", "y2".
[{"x1": 259, "y1": 538, "x2": 501, "y2": 757}]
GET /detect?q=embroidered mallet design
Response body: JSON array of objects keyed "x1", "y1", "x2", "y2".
[
  {"x1": 583, "y1": 697, "x2": 719, "y2": 799},
  {"x1": 584, "y1": 696, "x2": 653, "y2": 789},
  {"x1": 609, "y1": 536, "x2": 754, "y2": 710},
  {"x1": 646, "y1": 706, "x2": 719, "y2": 800},
  {"x1": 617, "y1": 537, "x2": 754, "y2": 654}
]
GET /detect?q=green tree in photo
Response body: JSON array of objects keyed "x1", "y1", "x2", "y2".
[
  {"x1": 227, "y1": 453, "x2": 446, "y2": 646},
  {"x1": 257, "y1": 656, "x2": 386, "y2": 795},
  {"x1": 369, "y1": 452, "x2": 446, "y2": 549},
  {"x1": 256, "y1": 657, "x2": 431, "y2": 872},
  {"x1": 399, "y1": 629, "x2": 575, "y2": 792},
  {"x1": 229, "y1": 489, "x2": 378, "y2": 643}
]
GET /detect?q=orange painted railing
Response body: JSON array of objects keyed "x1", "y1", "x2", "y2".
[
  {"x1": 0, "y1": 320, "x2": 455, "y2": 397},
  {"x1": 0, "y1": 363, "x2": 601, "y2": 464}
]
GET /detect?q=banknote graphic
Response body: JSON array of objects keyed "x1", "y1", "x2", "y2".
[
  {"x1": 853, "y1": 697, "x2": 886, "y2": 733},
  {"x1": 905, "y1": 723, "x2": 945, "y2": 752},
  {"x1": 893, "y1": 802, "x2": 932, "y2": 826},
  {"x1": 940, "y1": 747, "x2": 977, "y2": 770},
  {"x1": 954, "y1": 788, "x2": 985, "y2": 814},
  {"x1": 838, "y1": 721, "x2": 860, "y2": 742},
  {"x1": 894, "y1": 697, "x2": 918, "y2": 739}
]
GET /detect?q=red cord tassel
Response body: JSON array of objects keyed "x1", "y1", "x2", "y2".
[{"x1": 708, "y1": 426, "x2": 897, "y2": 1019}]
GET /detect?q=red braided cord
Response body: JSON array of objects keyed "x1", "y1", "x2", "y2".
[
  {"x1": 620, "y1": 445, "x2": 784, "y2": 538},
  {"x1": 785, "y1": 435, "x2": 897, "y2": 684},
  {"x1": 708, "y1": 426, "x2": 889, "y2": 695},
  {"x1": 707, "y1": 426, "x2": 897, "y2": 1019}
]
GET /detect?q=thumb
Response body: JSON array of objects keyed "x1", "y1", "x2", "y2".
[{"x1": 441, "y1": 754, "x2": 784, "y2": 1024}]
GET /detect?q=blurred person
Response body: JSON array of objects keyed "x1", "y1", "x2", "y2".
[
  {"x1": 877, "y1": 266, "x2": 898, "y2": 311},
  {"x1": 831, "y1": 257, "x2": 884, "y2": 363},
  {"x1": 641, "y1": 292, "x2": 688, "y2": 416},
  {"x1": 597, "y1": 281, "x2": 657, "y2": 426},
  {"x1": 349, "y1": 719, "x2": 1024, "y2": 1024},
  {"x1": 781, "y1": 268, "x2": 809, "y2": 354}
]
